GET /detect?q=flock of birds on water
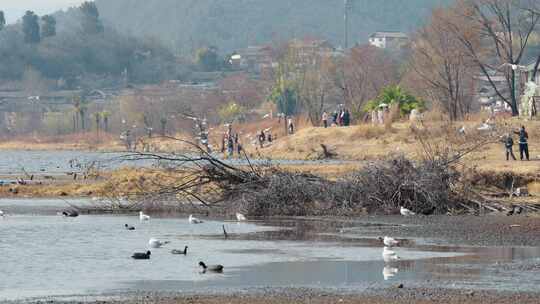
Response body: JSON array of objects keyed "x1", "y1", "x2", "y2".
[
  {"x1": 124, "y1": 211, "x2": 250, "y2": 273},
  {"x1": 0, "y1": 205, "x2": 418, "y2": 277}
]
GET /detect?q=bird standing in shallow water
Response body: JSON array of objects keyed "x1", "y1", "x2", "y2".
[
  {"x1": 379, "y1": 236, "x2": 399, "y2": 247},
  {"x1": 236, "y1": 213, "x2": 246, "y2": 221},
  {"x1": 400, "y1": 206, "x2": 415, "y2": 216},
  {"x1": 139, "y1": 211, "x2": 150, "y2": 221},
  {"x1": 189, "y1": 214, "x2": 203, "y2": 224}
]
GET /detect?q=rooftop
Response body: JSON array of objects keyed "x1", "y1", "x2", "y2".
[{"x1": 369, "y1": 31, "x2": 408, "y2": 39}]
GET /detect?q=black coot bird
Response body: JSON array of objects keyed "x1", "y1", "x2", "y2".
[
  {"x1": 61, "y1": 210, "x2": 79, "y2": 217},
  {"x1": 171, "y1": 246, "x2": 188, "y2": 255},
  {"x1": 199, "y1": 261, "x2": 223, "y2": 273},
  {"x1": 131, "y1": 251, "x2": 151, "y2": 259},
  {"x1": 125, "y1": 224, "x2": 135, "y2": 230}
]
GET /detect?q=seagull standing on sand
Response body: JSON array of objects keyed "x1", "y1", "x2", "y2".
[
  {"x1": 400, "y1": 206, "x2": 415, "y2": 216},
  {"x1": 236, "y1": 213, "x2": 246, "y2": 222},
  {"x1": 379, "y1": 236, "x2": 399, "y2": 247},
  {"x1": 139, "y1": 211, "x2": 150, "y2": 221},
  {"x1": 189, "y1": 214, "x2": 203, "y2": 224},
  {"x1": 148, "y1": 238, "x2": 170, "y2": 248}
]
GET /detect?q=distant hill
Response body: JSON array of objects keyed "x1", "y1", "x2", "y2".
[{"x1": 95, "y1": 0, "x2": 452, "y2": 54}]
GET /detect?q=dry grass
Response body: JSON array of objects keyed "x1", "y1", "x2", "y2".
[{"x1": 0, "y1": 132, "x2": 124, "y2": 151}]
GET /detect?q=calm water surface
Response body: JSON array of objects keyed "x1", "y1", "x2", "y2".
[{"x1": 1, "y1": 200, "x2": 540, "y2": 301}]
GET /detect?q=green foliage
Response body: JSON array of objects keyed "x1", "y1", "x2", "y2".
[
  {"x1": 22, "y1": 11, "x2": 40, "y2": 44},
  {"x1": 195, "y1": 46, "x2": 219, "y2": 71},
  {"x1": 0, "y1": 11, "x2": 5, "y2": 31},
  {"x1": 365, "y1": 85, "x2": 424, "y2": 116},
  {"x1": 81, "y1": 1, "x2": 104, "y2": 34},
  {"x1": 41, "y1": 15, "x2": 56, "y2": 38},
  {"x1": 269, "y1": 81, "x2": 298, "y2": 116},
  {"x1": 218, "y1": 101, "x2": 246, "y2": 123}
]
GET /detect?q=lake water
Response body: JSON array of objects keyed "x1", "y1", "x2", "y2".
[
  {"x1": 0, "y1": 150, "x2": 351, "y2": 178},
  {"x1": 1, "y1": 199, "x2": 540, "y2": 302}
]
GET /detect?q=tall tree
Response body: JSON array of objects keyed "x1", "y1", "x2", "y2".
[
  {"x1": 410, "y1": 6, "x2": 478, "y2": 120},
  {"x1": 41, "y1": 15, "x2": 56, "y2": 38},
  {"x1": 80, "y1": 1, "x2": 104, "y2": 35},
  {"x1": 447, "y1": 0, "x2": 540, "y2": 116},
  {"x1": 22, "y1": 11, "x2": 40, "y2": 44},
  {"x1": 0, "y1": 11, "x2": 5, "y2": 31}
]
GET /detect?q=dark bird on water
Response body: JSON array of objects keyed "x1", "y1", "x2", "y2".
[
  {"x1": 125, "y1": 224, "x2": 135, "y2": 230},
  {"x1": 131, "y1": 251, "x2": 151, "y2": 259},
  {"x1": 61, "y1": 210, "x2": 79, "y2": 217},
  {"x1": 199, "y1": 261, "x2": 223, "y2": 273},
  {"x1": 171, "y1": 246, "x2": 188, "y2": 255}
]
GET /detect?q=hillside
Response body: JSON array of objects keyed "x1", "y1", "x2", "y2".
[{"x1": 95, "y1": 0, "x2": 452, "y2": 53}]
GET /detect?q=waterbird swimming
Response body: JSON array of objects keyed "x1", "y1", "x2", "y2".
[
  {"x1": 400, "y1": 206, "x2": 415, "y2": 216},
  {"x1": 124, "y1": 224, "x2": 135, "y2": 230},
  {"x1": 131, "y1": 251, "x2": 151, "y2": 259},
  {"x1": 236, "y1": 212, "x2": 246, "y2": 221},
  {"x1": 199, "y1": 261, "x2": 223, "y2": 273},
  {"x1": 379, "y1": 236, "x2": 399, "y2": 247},
  {"x1": 171, "y1": 246, "x2": 188, "y2": 255},
  {"x1": 61, "y1": 210, "x2": 79, "y2": 217},
  {"x1": 139, "y1": 211, "x2": 150, "y2": 221},
  {"x1": 148, "y1": 238, "x2": 170, "y2": 248},
  {"x1": 189, "y1": 214, "x2": 203, "y2": 224}
]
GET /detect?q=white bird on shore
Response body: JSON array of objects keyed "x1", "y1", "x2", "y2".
[
  {"x1": 188, "y1": 214, "x2": 203, "y2": 224},
  {"x1": 139, "y1": 211, "x2": 150, "y2": 221},
  {"x1": 400, "y1": 206, "x2": 416, "y2": 217},
  {"x1": 382, "y1": 247, "x2": 400, "y2": 262},
  {"x1": 379, "y1": 236, "x2": 399, "y2": 247},
  {"x1": 0, "y1": 210, "x2": 4, "y2": 217},
  {"x1": 382, "y1": 266, "x2": 398, "y2": 280},
  {"x1": 148, "y1": 238, "x2": 170, "y2": 248},
  {"x1": 236, "y1": 213, "x2": 247, "y2": 222}
]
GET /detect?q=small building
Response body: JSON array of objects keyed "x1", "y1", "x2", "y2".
[{"x1": 368, "y1": 31, "x2": 409, "y2": 49}]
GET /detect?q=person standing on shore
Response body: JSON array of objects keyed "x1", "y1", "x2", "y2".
[
  {"x1": 514, "y1": 126, "x2": 529, "y2": 161},
  {"x1": 288, "y1": 118, "x2": 294, "y2": 134},
  {"x1": 322, "y1": 111, "x2": 328, "y2": 128},
  {"x1": 504, "y1": 134, "x2": 516, "y2": 161}
]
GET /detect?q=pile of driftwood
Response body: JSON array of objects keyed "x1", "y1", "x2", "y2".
[{"x1": 100, "y1": 137, "x2": 530, "y2": 217}]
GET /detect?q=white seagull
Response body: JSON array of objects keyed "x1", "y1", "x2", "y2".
[
  {"x1": 148, "y1": 238, "x2": 170, "y2": 248},
  {"x1": 139, "y1": 211, "x2": 150, "y2": 221},
  {"x1": 400, "y1": 206, "x2": 416, "y2": 216},
  {"x1": 236, "y1": 213, "x2": 247, "y2": 222},
  {"x1": 0, "y1": 210, "x2": 4, "y2": 217},
  {"x1": 189, "y1": 214, "x2": 203, "y2": 224},
  {"x1": 379, "y1": 236, "x2": 399, "y2": 247},
  {"x1": 382, "y1": 246, "x2": 400, "y2": 262}
]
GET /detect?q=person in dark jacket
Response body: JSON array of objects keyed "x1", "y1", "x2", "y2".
[
  {"x1": 514, "y1": 126, "x2": 529, "y2": 161},
  {"x1": 343, "y1": 109, "x2": 351, "y2": 126},
  {"x1": 504, "y1": 134, "x2": 516, "y2": 161}
]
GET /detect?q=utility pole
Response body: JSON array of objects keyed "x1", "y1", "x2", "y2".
[{"x1": 344, "y1": 0, "x2": 352, "y2": 49}]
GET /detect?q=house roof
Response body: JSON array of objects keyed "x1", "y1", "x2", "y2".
[{"x1": 369, "y1": 31, "x2": 408, "y2": 39}]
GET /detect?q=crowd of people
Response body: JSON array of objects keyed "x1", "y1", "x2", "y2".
[{"x1": 321, "y1": 107, "x2": 351, "y2": 128}]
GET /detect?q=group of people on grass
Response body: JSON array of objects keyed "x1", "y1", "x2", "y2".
[
  {"x1": 321, "y1": 107, "x2": 351, "y2": 128},
  {"x1": 504, "y1": 126, "x2": 530, "y2": 161},
  {"x1": 221, "y1": 124, "x2": 242, "y2": 157}
]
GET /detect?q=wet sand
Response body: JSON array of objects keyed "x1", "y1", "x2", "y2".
[{"x1": 44, "y1": 288, "x2": 540, "y2": 304}]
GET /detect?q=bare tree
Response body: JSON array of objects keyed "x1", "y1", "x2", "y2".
[
  {"x1": 410, "y1": 7, "x2": 478, "y2": 120},
  {"x1": 447, "y1": 0, "x2": 540, "y2": 116},
  {"x1": 333, "y1": 45, "x2": 398, "y2": 119}
]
